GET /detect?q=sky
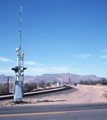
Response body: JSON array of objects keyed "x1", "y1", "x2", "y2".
[{"x1": 0, "y1": 0, "x2": 107, "y2": 77}]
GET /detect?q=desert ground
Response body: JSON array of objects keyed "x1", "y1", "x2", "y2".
[{"x1": 0, "y1": 84, "x2": 107, "y2": 106}]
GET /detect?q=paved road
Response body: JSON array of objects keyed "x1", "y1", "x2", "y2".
[{"x1": 0, "y1": 103, "x2": 107, "y2": 120}]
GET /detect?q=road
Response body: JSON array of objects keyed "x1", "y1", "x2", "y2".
[{"x1": 0, "y1": 103, "x2": 107, "y2": 120}]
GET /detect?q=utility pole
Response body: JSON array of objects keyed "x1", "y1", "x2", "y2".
[{"x1": 4, "y1": 77, "x2": 13, "y2": 94}]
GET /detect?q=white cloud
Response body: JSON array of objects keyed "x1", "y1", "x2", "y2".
[
  {"x1": 38, "y1": 63, "x2": 43, "y2": 66},
  {"x1": 0, "y1": 68, "x2": 14, "y2": 75},
  {"x1": 25, "y1": 61, "x2": 43, "y2": 66},
  {"x1": 0, "y1": 69, "x2": 11, "y2": 73},
  {"x1": 52, "y1": 67, "x2": 67, "y2": 71},
  {"x1": 100, "y1": 55, "x2": 107, "y2": 58},
  {"x1": 0, "y1": 57, "x2": 14, "y2": 62},
  {"x1": 100, "y1": 49, "x2": 107, "y2": 52},
  {"x1": 76, "y1": 54, "x2": 91, "y2": 58},
  {"x1": 25, "y1": 66, "x2": 79, "y2": 76},
  {"x1": 25, "y1": 61, "x2": 37, "y2": 65}
]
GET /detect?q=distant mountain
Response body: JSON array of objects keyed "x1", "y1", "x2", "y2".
[{"x1": 0, "y1": 73, "x2": 102, "y2": 83}]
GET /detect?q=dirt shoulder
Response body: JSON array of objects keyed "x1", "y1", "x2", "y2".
[{"x1": 0, "y1": 84, "x2": 107, "y2": 106}]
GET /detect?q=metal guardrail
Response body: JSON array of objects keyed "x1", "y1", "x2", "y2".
[{"x1": 0, "y1": 86, "x2": 68, "y2": 100}]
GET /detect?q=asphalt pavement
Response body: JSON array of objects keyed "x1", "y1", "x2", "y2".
[{"x1": 0, "y1": 103, "x2": 107, "y2": 120}]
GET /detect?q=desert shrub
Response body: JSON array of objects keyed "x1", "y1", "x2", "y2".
[
  {"x1": 89, "y1": 80, "x2": 93, "y2": 85},
  {"x1": 74, "y1": 83, "x2": 77, "y2": 86},
  {"x1": 53, "y1": 81, "x2": 57, "y2": 84},
  {"x1": 30, "y1": 82, "x2": 37, "y2": 89},
  {"x1": 0, "y1": 83, "x2": 8, "y2": 94},
  {"x1": 80, "y1": 80, "x2": 96, "y2": 85},
  {"x1": 80, "y1": 80, "x2": 84, "y2": 84},
  {"x1": 24, "y1": 83, "x2": 33, "y2": 92},
  {"x1": 46, "y1": 82, "x2": 51, "y2": 87},
  {"x1": 38, "y1": 81, "x2": 45, "y2": 88},
  {"x1": 100, "y1": 78, "x2": 107, "y2": 85}
]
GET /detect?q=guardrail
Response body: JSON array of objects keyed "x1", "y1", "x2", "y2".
[{"x1": 0, "y1": 86, "x2": 70, "y2": 100}]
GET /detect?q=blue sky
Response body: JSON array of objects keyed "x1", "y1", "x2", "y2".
[{"x1": 0, "y1": 0, "x2": 107, "y2": 77}]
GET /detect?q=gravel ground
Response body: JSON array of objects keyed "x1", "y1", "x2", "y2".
[{"x1": 0, "y1": 84, "x2": 107, "y2": 106}]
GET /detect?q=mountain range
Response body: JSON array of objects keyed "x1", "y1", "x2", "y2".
[{"x1": 0, "y1": 73, "x2": 103, "y2": 83}]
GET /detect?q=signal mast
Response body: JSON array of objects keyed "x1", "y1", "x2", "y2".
[{"x1": 12, "y1": 6, "x2": 27, "y2": 102}]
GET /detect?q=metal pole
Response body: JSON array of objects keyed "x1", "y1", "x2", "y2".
[{"x1": 19, "y1": 6, "x2": 22, "y2": 67}]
